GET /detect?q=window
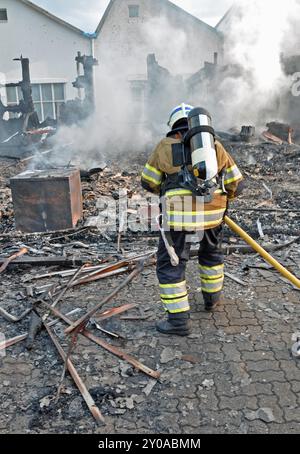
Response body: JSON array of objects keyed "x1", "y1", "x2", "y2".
[
  {"x1": 32, "y1": 83, "x2": 65, "y2": 121},
  {"x1": 129, "y1": 5, "x2": 139, "y2": 18},
  {"x1": 6, "y1": 86, "x2": 23, "y2": 119},
  {"x1": 6, "y1": 83, "x2": 66, "y2": 121},
  {"x1": 0, "y1": 9, "x2": 8, "y2": 22}
]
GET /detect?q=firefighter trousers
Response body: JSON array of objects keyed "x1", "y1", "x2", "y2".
[{"x1": 157, "y1": 226, "x2": 224, "y2": 314}]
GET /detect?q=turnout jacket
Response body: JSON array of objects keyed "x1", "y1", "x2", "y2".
[{"x1": 141, "y1": 138, "x2": 244, "y2": 231}]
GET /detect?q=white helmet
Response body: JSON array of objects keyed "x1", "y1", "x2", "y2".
[{"x1": 168, "y1": 103, "x2": 194, "y2": 129}]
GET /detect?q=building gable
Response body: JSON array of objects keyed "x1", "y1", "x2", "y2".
[
  {"x1": 216, "y1": 4, "x2": 238, "y2": 33},
  {"x1": 96, "y1": 0, "x2": 221, "y2": 36}
]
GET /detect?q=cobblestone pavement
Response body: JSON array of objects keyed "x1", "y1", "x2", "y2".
[{"x1": 0, "y1": 253, "x2": 299, "y2": 434}]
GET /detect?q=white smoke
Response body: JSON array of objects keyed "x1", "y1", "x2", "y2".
[
  {"x1": 48, "y1": 15, "x2": 190, "y2": 169},
  {"x1": 44, "y1": 0, "x2": 300, "y2": 169},
  {"x1": 49, "y1": 54, "x2": 152, "y2": 170},
  {"x1": 143, "y1": 16, "x2": 188, "y2": 75},
  {"x1": 211, "y1": 0, "x2": 300, "y2": 129}
]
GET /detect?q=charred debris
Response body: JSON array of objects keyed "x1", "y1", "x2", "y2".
[
  {"x1": 0, "y1": 52, "x2": 98, "y2": 162},
  {"x1": 0, "y1": 51, "x2": 300, "y2": 426}
]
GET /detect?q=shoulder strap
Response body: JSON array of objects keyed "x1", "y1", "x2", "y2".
[{"x1": 184, "y1": 126, "x2": 215, "y2": 145}]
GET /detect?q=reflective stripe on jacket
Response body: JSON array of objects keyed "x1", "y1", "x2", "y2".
[{"x1": 141, "y1": 138, "x2": 243, "y2": 231}]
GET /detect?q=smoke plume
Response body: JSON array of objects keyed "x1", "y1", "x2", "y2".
[
  {"x1": 203, "y1": 0, "x2": 300, "y2": 129},
  {"x1": 46, "y1": 0, "x2": 300, "y2": 170}
]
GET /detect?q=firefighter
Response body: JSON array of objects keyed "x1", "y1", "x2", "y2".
[{"x1": 141, "y1": 103, "x2": 244, "y2": 336}]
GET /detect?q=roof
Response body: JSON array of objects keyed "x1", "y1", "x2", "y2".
[
  {"x1": 17, "y1": 0, "x2": 223, "y2": 40},
  {"x1": 95, "y1": 0, "x2": 115, "y2": 35},
  {"x1": 96, "y1": 0, "x2": 221, "y2": 36},
  {"x1": 17, "y1": 0, "x2": 88, "y2": 36},
  {"x1": 215, "y1": 4, "x2": 235, "y2": 30}
]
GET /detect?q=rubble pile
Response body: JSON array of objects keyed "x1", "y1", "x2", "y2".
[
  {"x1": 0, "y1": 135, "x2": 299, "y2": 434},
  {"x1": 226, "y1": 141, "x2": 300, "y2": 238}
]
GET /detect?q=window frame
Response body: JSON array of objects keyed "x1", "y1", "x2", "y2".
[
  {"x1": 6, "y1": 82, "x2": 66, "y2": 121},
  {"x1": 128, "y1": 5, "x2": 139, "y2": 18},
  {"x1": 0, "y1": 9, "x2": 8, "y2": 22}
]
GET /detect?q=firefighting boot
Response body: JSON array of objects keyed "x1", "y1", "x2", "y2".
[
  {"x1": 203, "y1": 292, "x2": 222, "y2": 312},
  {"x1": 156, "y1": 312, "x2": 191, "y2": 336}
]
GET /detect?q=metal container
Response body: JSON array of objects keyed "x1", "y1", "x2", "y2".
[{"x1": 10, "y1": 168, "x2": 83, "y2": 233}]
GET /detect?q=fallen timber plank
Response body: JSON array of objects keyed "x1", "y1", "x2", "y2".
[
  {"x1": 43, "y1": 322, "x2": 105, "y2": 425},
  {"x1": 95, "y1": 303, "x2": 137, "y2": 321},
  {"x1": 0, "y1": 306, "x2": 32, "y2": 323},
  {"x1": 0, "y1": 226, "x2": 95, "y2": 240},
  {"x1": 0, "y1": 251, "x2": 156, "y2": 270},
  {"x1": 2, "y1": 238, "x2": 297, "y2": 272},
  {"x1": 0, "y1": 256, "x2": 88, "y2": 267},
  {"x1": 65, "y1": 262, "x2": 145, "y2": 335},
  {"x1": 0, "y1": 247, "x2": 28, "y2": 273},
  {"x1": 0, "y1": 333, "x2": 28, "y2": 350},
  {"x1": 39, "y1": 301, "x2": 160, "y2": 380},
  {"x1": 82, "y1": 329, "x2": 161, "y2": 380}
]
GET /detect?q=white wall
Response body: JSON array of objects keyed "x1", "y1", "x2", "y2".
[
  {"x1": 0, "y1": 0, "x2": 90, "y2": 100},
  {"x1": 0, "y1": 0, "x2": 223, "y2": 101},
  {"x1": 94, "y1": 0, "x2": 223, "y2": 79}
]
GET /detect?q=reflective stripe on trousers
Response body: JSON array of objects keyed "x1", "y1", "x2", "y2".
[
  {"x1": 159, "y1": 281, "x2": 190, "y2": 314},
  {"x1": 199, "y1": 264, "x2": 224, "y2": 294}
]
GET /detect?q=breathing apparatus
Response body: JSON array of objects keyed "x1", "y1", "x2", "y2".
[{"x1": 177, "y1": 107, "x2": 220, "y2": 202}]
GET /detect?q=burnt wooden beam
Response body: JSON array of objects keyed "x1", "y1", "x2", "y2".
[{"x1": 0, "y1": 256, "x2": 88, "y2": 267}]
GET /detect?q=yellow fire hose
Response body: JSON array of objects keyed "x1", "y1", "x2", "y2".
[{"x1": 224, "y1": 216, "x2": 300, "y2": 290}]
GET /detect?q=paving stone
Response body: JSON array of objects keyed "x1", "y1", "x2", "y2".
[
  {"x1": 224, "y1": 308, "x2": 242, "y2": 318},
  {"x1": 222, "y1": 344, "x2": 241, "y2": 362},
  {"x1": 241, "y1": 351, "x2": 275, "y2": 362},
  {"x1": 214, "y1": 375, "x2": 237, "y2": 396},
  {"x1": 290, "y1": 381, "x2": 300, "y2": 393},
  {"x1": 269, "y1": 423, "x2": 300, "y2": 434},
  {"x1": 240, "y1": 382, "x2": 273, "y2": 396},
  {"x1": 196, "y1": 389, "x2": 219, "y2": 411},
  {"x1": 256, "y1": 408, "x2": 275, "y2": 423},
  {"x1": 226, "y1": 362, "x2": 250, "y2": 384},
  {"x1": 206, "y1": 352, "x2": 224, "y2": 362},
  {"x1": 247, "y1": 420, "x2": 269, "y2": 434},
  {"x1": 160, "y1": 348, "x2": 178, "y2": 364},
  {"x1": 279, "y1": 360, "x2": 300, "y2": 380},
  {"x1": 169, "y1": 384, "x2": 197, "y2": 399},
  {"x1": 219, "y1": 395, "x2": 257, "y2": 411},
  {"x1": 283, "y1": 407, "x2": 300, "y2": 423},
  {"x1": 250, "y1": 370, "x2": 286, "y2": 383},
  {"x1": 272, "y1": 382, "x2": 297, "y2": 407},
  {"x1": 240, "y1": 311, "x2": 257, "y2": 319},
  {"x1": 230, "y1": 318, "x2": 259, "y2": 326},
  {"x1": 213, "y1": 313, "x2": 230, "y2": 327},
  {"x1": 234, "y1": 340, "x2": 255, "y2": 352},
  {"x1": 201, "y1": 343, "x2": 223, "y2": 354},
  {"x1": 256, "y1": 396, "x2": 284, "y2": 423},
  {"x1": 177, "y1": 405, "x2": 202, "y2": 428},
  {"x1": 223, "y1": 326, "x2": 247, "y2": 335},
  {"x1": 246, "y1": 360, "x2": 280, "y2": 372}
]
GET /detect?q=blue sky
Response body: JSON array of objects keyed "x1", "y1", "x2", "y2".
[{"x1": 32, "y1": 0, "x2": 232, "y2": 32}]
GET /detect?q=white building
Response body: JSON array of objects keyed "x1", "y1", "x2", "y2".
[
  {"x1": 0, "y1": 0, "x2": 224, "y2": 122},
  {"x1": 95, "y1": 0, "x2": 223, "y2": 76},
  {"x1": 0, "y1": 0, "x2": 90, "y2": 121}
]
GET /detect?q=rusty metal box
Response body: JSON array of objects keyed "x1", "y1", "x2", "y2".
[{"x1": 10, "y1": 168, "x2": 83, "y2": 233}]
